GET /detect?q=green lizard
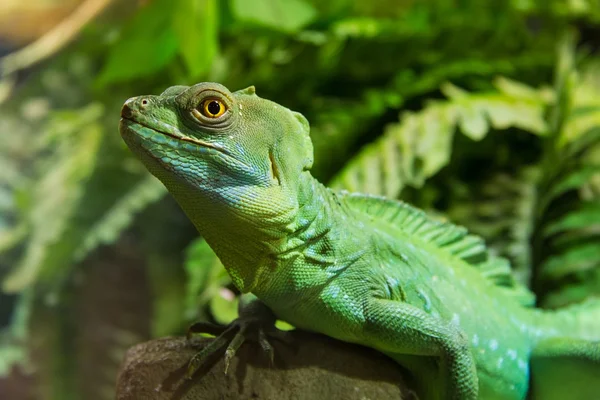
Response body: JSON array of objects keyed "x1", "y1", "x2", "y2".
[{"x1": 119, "y1": 82, "x2": 600, "y2": 400}]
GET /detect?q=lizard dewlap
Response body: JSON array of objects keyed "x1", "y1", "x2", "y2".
[{"x1": 120, "y1": 82, "x2": 600, "y2": 400}]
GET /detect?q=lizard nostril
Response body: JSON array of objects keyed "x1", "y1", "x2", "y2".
[
  {"x1": 121, "y1": 102, "x2": 133, "y2": 118},
  {"x1": 121, "y1": 97, "x2": 147, "y2": 118}
]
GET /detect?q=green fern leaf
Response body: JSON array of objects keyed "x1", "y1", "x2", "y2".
[
  {"x1": 532, "y1": 35, "x2": 600, "y2": 305},
  {"x1": 540, "y1": 243, "x2": 600, "y2": 280},
  {"x1": 330, "y1": 78, "x2": 549, "y2": 197},
  {"x1": 544, "y1": 202, "x2": 600, "y2": 236},
  {"x1": 544, "y1": 164, "x2": 600, "y2": 203},
  {"x1": 3, "y1": 104, "x2": 104, "y2": 293},
  {"x1": 446, "y1": 169, "x2": 539, "y2": 284},
  {"x1": 309, "y1": 55, "x2": 553, "y2": 178},
  {"x1": 74, "y1": 175, "x2": 166, "y2": 262}
]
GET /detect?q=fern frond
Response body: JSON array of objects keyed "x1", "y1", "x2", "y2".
[
  {"x1": 310, "y1": 55, "x2": 553, "y2": 178},
  {"x1": 531, "y1": 35, "x2": 600, "y2": 306},
  {"x1": 330, "y1": 78, "x2": 551, "y2": 197},
  {"x1": 3, "y1": 104, "x2": 104, "y2": 293},
  {"x1": 541, "y1": 243, "x2": 600, "y2": 280},
  {"x1": 544, "y1": 201, "x2": 600, "y2": 236},
  {"x1": 442, "y1": 35, "x2": 600, "y2": 305},
  {"x1": 446, "y1": 169, "x2": 539, "y2": 284},
  {"x1": 74, "y1": 175, "x2": 166, "y2": 262}
]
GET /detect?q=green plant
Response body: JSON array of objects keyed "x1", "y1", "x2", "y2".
[{"x1": 0, "y1": 1, "x2": 598, "y2": 399}]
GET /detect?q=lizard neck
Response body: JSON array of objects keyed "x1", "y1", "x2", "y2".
[
  {"x1": 166, "y1": 171, "x2": 352, "y2": 293},
  {"x1": 253, "y1": 173, "x2": 367, "y2": 299},
  {"x1": 281, "y1": 174, "x2": 360, "y2": 261}
]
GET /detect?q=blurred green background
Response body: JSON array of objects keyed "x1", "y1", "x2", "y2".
[{"x1": 0, "y1": 0, "x2": 599, "y2": 398}]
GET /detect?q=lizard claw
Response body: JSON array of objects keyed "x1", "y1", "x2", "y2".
[
  {"x1": 185, "y1": 330, "x2": 231, "y2": 379},
  {"x1": 258, "y1": 328, "x2": 275, "y2": 365},
  {"x1": 185, "y1": 295, "x2": 291, "y2": 378}
]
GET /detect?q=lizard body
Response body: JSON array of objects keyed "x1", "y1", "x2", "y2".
[{"x1": 119, "y1": 82, "x2": 600, "y2": 400}]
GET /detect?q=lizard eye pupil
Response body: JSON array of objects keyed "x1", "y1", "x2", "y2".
[
  {"x1": 195, "y1": 98, "x2": 227, "y2": 120},
  {"x1": 207, "y1": 101, "x2": 221, "y2": 115}
]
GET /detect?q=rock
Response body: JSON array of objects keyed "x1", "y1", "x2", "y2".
[{"x1": 116, "y1": 331, "x2": 413, "y2": 400}]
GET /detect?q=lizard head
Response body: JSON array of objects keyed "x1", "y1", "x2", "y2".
[{"x1": 119, "y1": 82, "x2": 314, "y2": 232}]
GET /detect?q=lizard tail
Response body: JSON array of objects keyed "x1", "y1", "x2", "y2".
[
  {"x1": 539, "y1": 297, "x2": 600, "y2": 342},
  {"x1": 529, "y1": 298, "x2": 600, "y2": 400}
]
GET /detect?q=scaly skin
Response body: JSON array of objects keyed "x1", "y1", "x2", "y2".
[{"x1": 119, "y1": 82, "x2": 600, "y2": 400}]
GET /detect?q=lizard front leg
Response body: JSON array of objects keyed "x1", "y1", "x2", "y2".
[{"x1": 364, "y1": 298, "x2": 478, "y2": 400}]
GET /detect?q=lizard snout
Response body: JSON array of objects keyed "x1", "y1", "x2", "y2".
[
  {"x1": 121, "y1": 97, "x2": 151, "y2": 119},
  {"x1": 120, "y1": 101, "x2": 133, "y2": 119}
]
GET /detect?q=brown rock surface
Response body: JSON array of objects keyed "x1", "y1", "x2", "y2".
[{"x1": 116, "y1": 331, "x2": 415, "y2": 400}]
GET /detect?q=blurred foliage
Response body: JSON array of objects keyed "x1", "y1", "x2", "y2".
[
  {"x1": 0, "y1": 0, "x2": 599, "y2": 399},
  {"x1": 330, "y1": 77, "x2": 553, "y2": 196}
]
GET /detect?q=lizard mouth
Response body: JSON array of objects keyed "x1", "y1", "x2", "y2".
[
  {"x1": 120, "y1": 117, "x2": 251, "y2": 171},
  {"x1": 120, "y1": 116, "x2": 226, "y2": 154}
]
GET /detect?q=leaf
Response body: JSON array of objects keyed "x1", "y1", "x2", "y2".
[
  {"x1": 494, "y1": 76, "x2": 553, "y2": 102},
  {"x1": 457, "y1": 103, "x2": 487, "y2": 140},
  {"x1": 545, "y1": 164, "x2": 600, "y2": 203},
  {"x1": 97, "y1": 0, "x2": 179, "y2": 84},
  {"x1": 73, "y1": 174, "x2": 166, "y2": 262},
  {"x1": 209, "y1": 288, "x2": 238, "y2": 325},
  {"x1": 544, "y1": 202, "x2": 600, "y2": 236},
  {"x1": 310, "y1": 54, "x2": 553, "y2": 178},
  {"x1": 547, "y1": 30, "x2": 578, "y2": 143},
  {"x1": 543, "y1": 269, "x2": 600, "y2": 308},
  {"x1": 331, "y1": 79, "x2": 549, "y2": 197},
  {"x1": 531, "y1": 36, "x2": 600, "y2": 306},
  {"x1": 184, "y1": 238, "x2": 230, "y2": 321},
  {"x1": 445, "y1": 169, "x2": 539, "y2": 284},
  {"x1": 444, "y1": 81, "x2": 548, "y2": 135},
  {"x1": 230, "y1": 0, "x2": 316, "y2": 33},
  {"x1": 3, "y1": 104, "x2": 104, "y2": 292},
  {"x1": 0, "y1": 224, "x2": 27, "y2": 254},
  {"x1": 540, "y1": 243, "x2": 600, "y2": 280},
  {"x1": 560, "y1": 106, "x2": 600, "y2": 146},
  {"x1": 275, "y1": 320, "x2": 295, "y2": 331},
  {"x1": 173, "y1": 0, "x2": 219, "y2": 78},
  {"x1": 329, "y1": 5, "x2": 433, "y2": 40},
  {"x1": 562, "y1": 126, "x2": 600, "y2": 159}
]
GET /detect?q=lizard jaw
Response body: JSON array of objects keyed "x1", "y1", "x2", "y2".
[{"x1": 119, "y1": 117, "x2": 251, "y2": 173}]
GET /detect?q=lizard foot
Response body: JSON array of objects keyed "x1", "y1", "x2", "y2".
[{"x1": 185, "y1": 295, "x2": 292, "y2": 378}]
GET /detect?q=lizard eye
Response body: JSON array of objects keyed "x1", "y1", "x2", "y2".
[{"x1": 196, "y1": 98, "x2": 227, "y2": 118}]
